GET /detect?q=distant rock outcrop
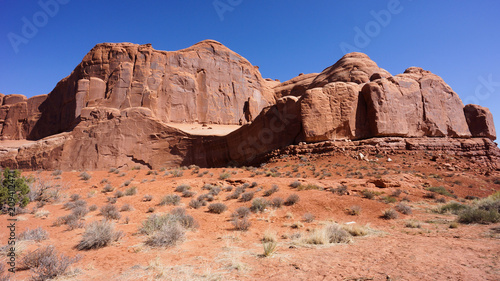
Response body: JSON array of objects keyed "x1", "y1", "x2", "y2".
[
  {"x1": 464, "y1": 104, "x2": 496, "y2": 140},
  {"x1": 0, "y1": 42, "x2": 497, "y2": 170}
]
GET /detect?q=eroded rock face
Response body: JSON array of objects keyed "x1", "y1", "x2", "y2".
[
  {"x1": 273, "y1": 73, "x2": 319, "y2": 98},
  {"x1": 0, "y1": 94, "x2": 47, "y2": 140},
  {"x1": 300, "y1": 82, "x2": 368, "y2": 141},
  {"x1": 464, "y1": 104, "x2": 496, "y2": 140},
  {"x1": 28, "y1": 40, "x2": 275, "y2": 140},
  {"x1": 308, "y1": 52, "x2": 391, "y2": 88},
  {"x1": 361, "y1": 69, "x2": 471, "y2": 138}
]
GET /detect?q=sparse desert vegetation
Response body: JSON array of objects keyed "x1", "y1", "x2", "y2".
[{"x1": 0, "y1": 153, "x2": 498, "y2": 280}]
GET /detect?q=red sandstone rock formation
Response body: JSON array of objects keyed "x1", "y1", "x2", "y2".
[
  {"x1": 22, "y1": 40, "x2": 275, "y2": 140},
  {"x1": 464, "y1": 104, "x2": 496, "y2": 140},
  {"x1": 0, "y1": 42, "x2": 498, "y2": 170}
]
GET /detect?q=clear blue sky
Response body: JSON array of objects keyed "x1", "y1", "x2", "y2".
[{"x1": 1, "y1": 0, "x2": 499, "y2": 134}]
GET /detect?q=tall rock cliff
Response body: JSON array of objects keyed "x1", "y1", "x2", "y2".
[{"x1": 0, "y1": 40, "x2": 275, "y2": 141}]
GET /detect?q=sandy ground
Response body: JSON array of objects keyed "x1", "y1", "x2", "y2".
[
  {"x1": 166, "y1": 123, "x2": 241, "y2": 136},
  {"x1": 0, "y1": 152, "x2": 499, "y2": 280}
]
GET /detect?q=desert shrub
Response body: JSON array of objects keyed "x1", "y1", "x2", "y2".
[
  {"x1": 188, "y1": 199, "x2": 204, "y2": 209},
  {"x1": 69, "y1": 194, "x2": 80, "y2": 202},
  {"x1": 208, "y1": 186, "x2": 221, "y2": 196},
  {"x1": 146, "y1": 170, "x2": 157, "y2": 176},
  {"x1": 435, "y1": 197, "x2": 447, "y2": 203},
  {"x1": 169, "y1": 208, "x2": 199, "y2": 229},
  {"x1": 476, "y1": 196, "x2": 500, "y2": 212},
  {"x1": 262, "y1": 230, "x2": 277, "y2": 243},
  {"x1": 34, "y1": 209, "x2": 50, "y2": 218},
  {"x1": 159, "y1": 194, "x2": 181, "y2": 206},
  {"x1": 239, "y1": 192, "x2": 254, "y2": 202},
  {"x1": 114, "y1": 190, "x2": 124, "y2": 198},
  {"x1": 251, "y1": 198, "x2": 269, "y2": 213},
  {"x1": 263, "y1": 185, "x2": 279, "y2": 197},
  {"x1": 54, "y1": 213, "x2": 84, "y2": 230},
  {"x1": 175, "y1": 184, "x2": 190, "y2": 193},
  {"x1": 391, "y1": 189, "x2": 403, "y2": 197},
  {"x1": 342, "y1": 224, "x2": 369, "y2": 237},
  {"x1": 394, "y1": 203, "x2": 412, "y2": 215},
  {"x1": 303, "y1": 224, "x2": 351, "y2": 245},
  {"x1": 208, "y1": 203, "x2": 227, "y2": 214},
  {"x1": 395, "y1": 203, "x2": 412, "y2": 215},
  {"x1": 297, "y1": 184, "x2": 321, "y2": 191},
  {"x1": 71, "y1": 206, "x2": 89, "y2": 219},
  {"x1": 20, "y1": 245, "x2": 79, "y2": 281},
  {"x1": 426, "y1": 186, "x2": 456, "y2": 198},
  {"x1": 147, "y1": 207, "x2": 155, "y2": 213},
  {"x1": 458, "y1": 208, "x2": 500, "y2": 224},
  {"x1": 77, "y1": 220, "x2": 123, "y2": 250},
  {"x1": 405, "y1": 220, "x2": 421, "y2": 228},
  {"x1": 333, "y1": 185, "x2": 348, "y2": 196},
  {"x1": 19, "y1": 227, "x2": 49, "y2": 242},
  {"x1": 250, "y1": 182, "x2": 258, "y2": 188},
  {"x1": 63, "y1": 199, "x2": 86, "y2": 210},
  {"x1": 231, "y1": 206, "x2": 251, "y2": 218},
  {"x1": 140, "y1": 214, "x2": 173, "y2": 235},
  {"x1": 198, "y1": 193, "x2": 214, "y2": 202},
  {"x1": 347, "y1": 205, "x2": 361, "y2": 216},
  {"x1": 262, "y1": 241, "x2": 278, "y2": 257},
  {"x1": 284, "y1": 194, "x2": 300, "y2": 206},
  {"x1": 232, "y1": 217, "x2": 251, "y2": 231},
  {"x1": 218, "y1": 172, "x2": 231, "y2": 180},
  {"x1": 145, "y1": 223, "x2": 185, "y2": 248},
  {"x1": 303, "y1": 213, "x2": 315, "y2": 223},
  {"x1": 79, "y1": 172, "x2": 91, "y2": 181},
  {"x1": 361, "y1": 189, "x2": 375, "y2": 199},
  {"x1": 423, "y1": 192, "x2": 436, "y2": 199},
  {"x1": 382, "y1": 196, "x2": 397, "y2": 204},
  {"x1": 125, "y1": 186, "x2": 137, "y2": 196},
  {"x1": 271, "y1": 197, "x2": 284, "y2": 208},
  {"x1": 51, "y1": 170, "x2": 62, "y2": 176},
  {"x1": 143, "y1": 194, "x2": 153, "y2": 202},
  {"x1": 381, "y1": 209, "x2": 399, "y2": 220},
  {"x1": 107, "y1": 197, "x2": 117, "y2": 204},
  {"x1": 120, "y1": 204, "x2": 132, "y2": 212},
  {"x1": 289, "y1": 181, "x2": 301, "y2": 188},
  {"x1": 438, "y1": 201, "x2": 467, "y2": 214},
  {"x1": 171, "y1": 170, "x2": 183, "y2": 177},
  {"x1": 0, "y1": 168, "x2": 31, "y2": 209},
  {"x1": 99, "y1": 204, "x2": 121, "y2": 220},
  {"x1": 325, "y1": 224, "x2": 352, "y2": 243},
  {"x1": 140, "y1": 210, "x2": 197, "y2": 247},
  {"x1": 27, "y1": 177, "x2": 62, "y2": 204},
  {"x1": 182, "y1": 190, "x2": 195, "y2": 198},
  {"x1": 102, "y1": 184, "x2": 114, "y2": 193},
  {"x1": 55, "y1": 204, "x2": 88, "y2": 229}
]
